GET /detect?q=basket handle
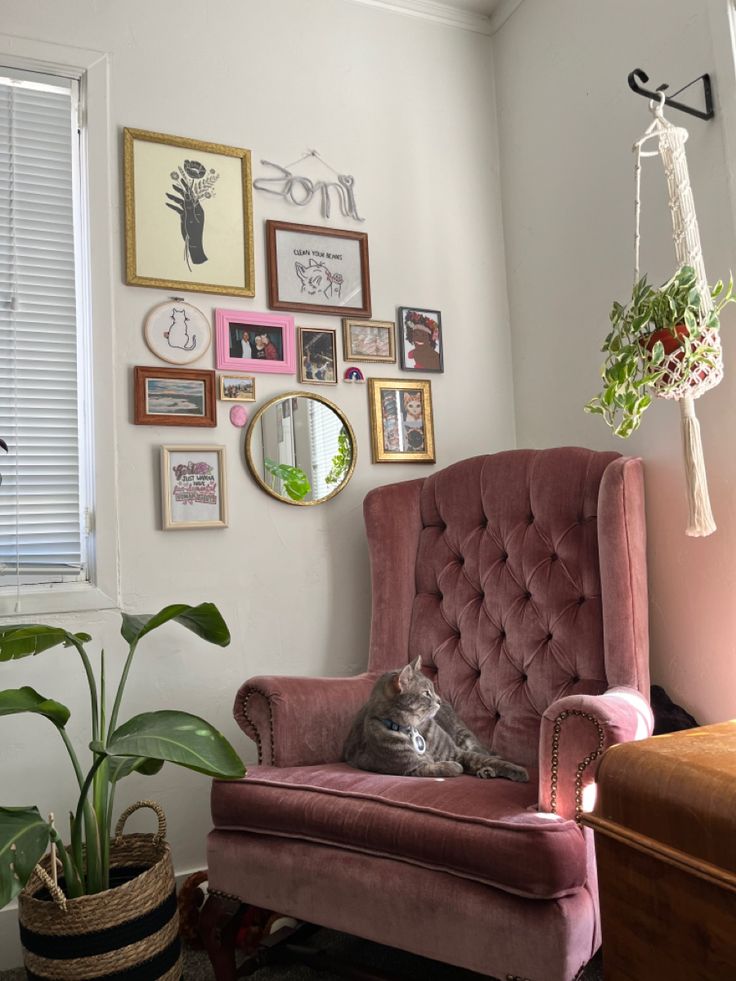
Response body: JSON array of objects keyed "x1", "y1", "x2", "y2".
[
  {"x1": 30, "y1": 859, "x2": 67, "y2": 911},
  {"x1": 114, "y1": 799, "x2": 167, "y2": 845}
]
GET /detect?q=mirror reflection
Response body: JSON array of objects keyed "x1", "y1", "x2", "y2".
[{"x1": 246, "y1": 393, "x2": 356, "y2": 505}]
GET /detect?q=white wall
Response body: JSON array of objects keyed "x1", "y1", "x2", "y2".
[
  {"x1": 0, "y1": 0, "x2": 514, "y2": 965},
  {"x1": 494, "y1": 0, "x2": 736, "y2": 723}
]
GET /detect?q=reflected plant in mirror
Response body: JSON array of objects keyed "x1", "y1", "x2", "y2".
[{"x1": 246, "y1": 393, "x2": 356, "y2": 505}]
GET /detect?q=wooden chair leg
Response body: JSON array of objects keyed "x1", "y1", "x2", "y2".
[{"x1": 198, "y1": 892, "x2": 243, "y2": 981}]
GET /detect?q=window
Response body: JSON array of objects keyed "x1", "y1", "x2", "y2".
[{"x1": 0, "y1": 66, "x2": 92, "y2": 594}]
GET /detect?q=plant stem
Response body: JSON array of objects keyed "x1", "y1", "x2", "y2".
[
  {"x1": 94, "y1": 648, "x2": 110, "y2": 889},
  {"x1": 70, "y1": 637, "x2": 99, "y2": 744},
  {"x1": 59, "y1": 728, "x2": 85, "y2": 791},
  {"x1": 107, "y1": 640, "x2": 138, "y2": 737},
  {"x1": 49, "y1": 828, "x2": 83, "y2": 899},
  {"x1": 71, "y1": 755, "x2": 105, "y2": 888}
]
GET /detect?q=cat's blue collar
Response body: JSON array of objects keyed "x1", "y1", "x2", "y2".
[{"x1": 380, "y1": 718, "x2": 426, "y2": 754}]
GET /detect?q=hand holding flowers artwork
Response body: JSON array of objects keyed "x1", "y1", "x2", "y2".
[{"x1": 165, "y1": 159, "x2": 220, "y2": 270}]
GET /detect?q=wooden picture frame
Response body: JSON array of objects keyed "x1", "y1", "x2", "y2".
[
  {"x1": 266, "y1": 220, "x2": 371, "y2": 318},
  {"x1": 342, "y1": 318, "x2": 396, "y2": 363},
  {"x1": 215, "y1": 309, "x2": 295, "y2": 374},
  {"x1": 368, "y1": 378, "x2": 435, "y2": 464},
  {"x1": 124, "y1": 128, "x2": 255, "y2": 296},
  {"x1": 397, "y1": 306, "x2": 444, "y2": 373},
  {"x1": 297, "y1": 327, "x2": 338, "y2": 385},
  {"x1": 134, "y1": 366, "x2": 217, "y2": 426},
  {"x1": 160, "y1": 444, "x2": 228, "y2": 529}
]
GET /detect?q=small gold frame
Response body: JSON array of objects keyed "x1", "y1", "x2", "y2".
[
  {"x1": 219, "y1": 374, "x2": 256, "y2": 402},
  {"x1": 245, "y1": 392, "x2": 357, "y2": 506},
  {"x1": 124, "y1": 127, "x2": 255, "y2": 296},
  {"x1": 342, "y1": 318, "x2": 396, "y2": 363},
  {"x1": 368, "y1": 378, "x2": 435, "y2": 464}
]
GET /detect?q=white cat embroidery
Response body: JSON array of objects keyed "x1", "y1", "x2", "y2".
[
  {"x1": 295, "y1": 258, "x2": 343, "y2": 300},
  {"x1": 163, "y1": 308, "x2": 197, "y2": 352}
]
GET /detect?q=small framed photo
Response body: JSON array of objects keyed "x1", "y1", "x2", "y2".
[
  {"x1": 266, "y1": 220, "x2": 371, "y2": 318},
  {"x1": 124, "y1": 128, "x2": 255, "y2": 296},
  {"x1": 134, "y1": 366, "x2": 216, "y2": 426},
  {"x1": 215, "y1": 309, "x2": 295, "y2": 374},
  {"x1": 219, "y1": 374, "x2": 255, "y2": 401},
  {"x1": 368, "y1": 378, "x2": 435, "y2": 464},
  {"x1": 161, "y1": 445, "x2": 228, "y2": 529},
  {"x1": 342, "y1": 318, "x2": 396, "y2": 363},
  {"x1": 398, "y1": 307, "x2": 444, "y2": 373},
  {"x1": 297, "y1": 327, "x2": 338, "y2": 385}
]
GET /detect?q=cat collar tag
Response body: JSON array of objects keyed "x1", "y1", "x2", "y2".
[{"x1": 410, "y1": 728, "x2": 426, "y2": 755}]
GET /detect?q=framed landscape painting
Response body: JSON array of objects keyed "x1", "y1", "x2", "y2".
[
  {"x1": 134, "y1": 366, "x2": 217, "y2": 426},
  {"x1": 266, "y1": 220, "x2": 371, "y2": 318},
  {"x1": 124, "y1": 128, "x2": 255, "y2": 296}
]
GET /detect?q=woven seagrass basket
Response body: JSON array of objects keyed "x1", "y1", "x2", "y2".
[{"x1": 18, "y1": 800, "x2": 182, "y2": 981}]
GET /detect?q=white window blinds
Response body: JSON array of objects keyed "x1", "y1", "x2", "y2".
[{"x1": 0, "y1": 69, "x2": 87, "y2": 585}]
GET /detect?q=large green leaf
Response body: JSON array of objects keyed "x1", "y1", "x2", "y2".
[
  {"x1": 0, "y1": 807, "x2": 50, "y2": 908},
  {"x1": 107, "y1": 756, "x2": 165, "y2": 784},
  {"x1": 120, "y1": 603, "x2": 230, "y2": 648},
  {"x1": 105, "y1": 711, "x2": 245, "y2": 779},
  {"x1": 0, "y1": 625, "x2": 91, "y2": 663},
  {"x1": 0, "y1": 688, "x2": 70, "y2": 727}
]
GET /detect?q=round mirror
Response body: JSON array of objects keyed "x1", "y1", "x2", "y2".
[{"x1": 245, "y1": 392, "x2": 357, "y2": 506}]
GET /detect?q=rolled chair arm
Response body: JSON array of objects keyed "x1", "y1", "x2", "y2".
[
  {"x1": 538, "y1": 687, "x2": 653, "y2": 823},
  {"x1": 234, "y1": 673, "x2": 378, "y2": 767}
]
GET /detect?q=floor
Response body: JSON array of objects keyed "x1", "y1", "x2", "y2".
[{"x1": 1, "y1": 932, "x2": 604, "y2": 980}]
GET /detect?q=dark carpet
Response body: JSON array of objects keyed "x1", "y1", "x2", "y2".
[{"x1": 0, "y1": 932, "x2": 604, "y2": 980}]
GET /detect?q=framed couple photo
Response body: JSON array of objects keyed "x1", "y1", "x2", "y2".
[{"x1": 215, "y1": 309, "x2": 295, "y2": 374}]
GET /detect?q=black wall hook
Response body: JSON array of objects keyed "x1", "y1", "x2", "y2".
[{"x1": 628, "y1": 68, "x2": 714, "y2": 121}]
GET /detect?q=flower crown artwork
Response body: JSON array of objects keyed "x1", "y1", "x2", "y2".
[{"x1": 405, "y1": 311, "x2": 439, "y2": 344}]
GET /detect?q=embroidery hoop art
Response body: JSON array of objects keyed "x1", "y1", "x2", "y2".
[{"x1": 144, "y1": 299, "x2": 211, "y2": 365}]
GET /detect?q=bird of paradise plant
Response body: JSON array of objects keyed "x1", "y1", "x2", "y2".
[{"x1": 0, "y1": 603, "x2": 244, "y2": 907}]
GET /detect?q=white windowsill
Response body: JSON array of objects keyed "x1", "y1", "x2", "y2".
[{"x1": 0, "y1": 581, "x2": 118, "y2": 618}]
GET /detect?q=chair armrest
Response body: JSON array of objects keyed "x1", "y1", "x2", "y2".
[
  {"x1": 538, "y1": 687, "x2": 653, "y2": 823},
  {"x1": 233, "y1": 673, "x2": 378, "y2": 767}
]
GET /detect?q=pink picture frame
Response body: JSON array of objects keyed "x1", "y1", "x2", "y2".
[{"x1": 215, "y1": 309, "x2": 295, "y2": 374}]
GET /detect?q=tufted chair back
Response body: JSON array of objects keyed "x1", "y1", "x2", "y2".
[{"x1": 363, "y1": 448, "x2": 649, "y2": 769}]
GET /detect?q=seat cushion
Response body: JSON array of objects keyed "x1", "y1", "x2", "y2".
[{"x1": 211, "y1": 763, "x2": 588, "y2": 900}]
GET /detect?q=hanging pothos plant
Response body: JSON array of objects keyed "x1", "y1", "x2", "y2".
[{"x1": 585, "y1": 265, "x2": 733, "y2": 437}]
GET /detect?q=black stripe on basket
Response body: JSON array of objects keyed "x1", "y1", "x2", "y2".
[
  {"x1": 20, "y1": 889, "x2": 177, "y2": 959},
  {"x1": 25, "y1": 935, "x2": 181, "y2": 981}
]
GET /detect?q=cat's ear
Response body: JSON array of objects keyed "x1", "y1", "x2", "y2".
[
  {"x1": 410, "y1": 655, "x2": 423, "y2": 674},
  {"x1": 394, "y1": 661, "x2": 414, "y2": 693},
  {"x1": 295, "y1": 262, "x2": 307, "y2": 283}
]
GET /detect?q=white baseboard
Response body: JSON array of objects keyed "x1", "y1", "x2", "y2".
[{"x1": 0, "y1": 865, "x2": 205, "y2": 971}]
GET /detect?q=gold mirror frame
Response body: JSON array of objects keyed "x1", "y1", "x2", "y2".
[{"x1": 245, "y1": 391, "x2": 357, "y2": 506}]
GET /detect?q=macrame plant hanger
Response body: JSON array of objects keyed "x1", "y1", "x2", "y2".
[{"x1": 634, "y1": 93, "x2": 722, "y2": 536}]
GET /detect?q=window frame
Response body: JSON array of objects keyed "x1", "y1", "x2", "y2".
[{"x1": 0, "y1": 35, "x2": 118, "y2": 616}]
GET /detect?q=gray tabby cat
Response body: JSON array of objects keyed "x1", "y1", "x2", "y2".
[{"x1": 344, "y1": 656, "x2": 528, "y2": 781}]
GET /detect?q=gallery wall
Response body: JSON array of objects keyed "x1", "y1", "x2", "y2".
[
  {"x1": 0, "y1": 0, "x2": 513, "y2": 964},
  {"x1": 493, "y1": 0, "x2": 736, "y2": 724}
]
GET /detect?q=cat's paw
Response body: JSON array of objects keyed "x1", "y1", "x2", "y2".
[
  {"x1": 436, "y1": 761, "x2": 464, "y2": 777},
  {"x1": 476, "y1": 761, "x2": 529, "y2": 782}
]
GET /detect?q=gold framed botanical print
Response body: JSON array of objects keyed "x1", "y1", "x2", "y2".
[
  {"x1": 368, "y1": 378, "x2": 435, "y2": 464},
  {"x1": 124, "y1": 128, "x2": 255, "y2": 296}
]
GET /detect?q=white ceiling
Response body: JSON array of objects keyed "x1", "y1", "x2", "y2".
[
  {"x1": 344, "y1": 0, "x2": 521, "y2": 35},
  {"x1": 443, "y1": 0, "x2": 502, "y2": 14}
]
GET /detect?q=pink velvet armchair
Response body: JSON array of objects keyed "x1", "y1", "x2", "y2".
[{"x1": 202, "y1": 448, "x2": 653, "y2": 981}]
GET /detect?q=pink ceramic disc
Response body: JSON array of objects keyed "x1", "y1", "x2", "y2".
[{"x1": 230, "y1": 404, "x2": 249, "y2": 427}]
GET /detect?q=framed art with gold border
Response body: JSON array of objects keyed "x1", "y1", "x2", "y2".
[
  {"x1": 368, "y1": 378, "x2": 435, "y2": 463},
  {"x1": 124, "y1": 128, "x2": 255, "y2": 296}
]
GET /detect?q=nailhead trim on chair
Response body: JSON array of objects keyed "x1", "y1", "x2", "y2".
[
  {"x1": 240, "y1": 688, "x2": 276, "y2": 766},
  {"x1": 549, "y1": 709, "x2": 606, "y2": 824}
]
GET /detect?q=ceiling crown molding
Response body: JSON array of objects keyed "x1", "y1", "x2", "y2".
[{"x1": 343, "y1": 0, "x2": 494, "y2": 36}]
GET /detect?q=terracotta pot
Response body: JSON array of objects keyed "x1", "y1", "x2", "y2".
[{"x1": 645, "y1": 324, "x2": 708, "y2": 387}]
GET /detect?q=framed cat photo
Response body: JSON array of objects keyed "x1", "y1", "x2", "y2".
[
  {"x1": 297, "y1": 327, "x2": 338, "y2": 385},
  {"x1": 368, "y1": 378, "x2": 435, "y2": 464},
  {"x1": 124, "y1": 128, "x2": 255, "y2": 297},
  {"x1": 215, "y1": 309, "x2": 296, "y2": 375},
  {"x1": 266, "y1": 220, "x2": 371, "y2": 318},
  {"x1": 398, "y1": 307, "x2": 444, "y2": 373}
]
